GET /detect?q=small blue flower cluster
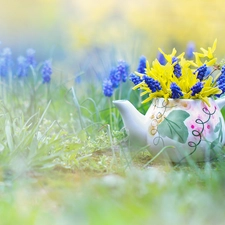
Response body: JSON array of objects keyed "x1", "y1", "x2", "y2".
[
  {"x1": 157, "y1": 52, "x2": 166, "y2": 65},
  {"x1": 26, "y1": 48, "x2": 36, "y2": 67},
  {"x1": 194, "y1": 64, "x2": 207, "y2": 81},
  {"x1": 42, "y1": 60, "x2": 52, "y2": 84},
  {"x1": 129, "y1": 55, "x2": 147, "y2": 86},
  {"x1": 108, "y1": 68, "x2": 119, "y2": 88},
  {"x1": 129, "y1": 73, "x2": 143, "y2": 85},
  {"x1": 216, "y1": 65, "x2": 225, "y2": 97},
  {"x1": 103, "y1": 60, "x2": 130, "y2": 97},
  {"x1": 0, "y1": 45, "x2": 52, "y2": 84},
  {"x1": 17, "y1": 56, "x2": 28, "y2": 77},
  {"x1": 143, "y1": 75, "x2": 162, "y2": 93},
  {"x1": 137, "y1": 55, "x2": 147, "y2": 73},
  {"x1": 109, "y1": 61, "x2": 129, "y2": 88},
  {"x1": 17, "y1": 48, "x2": 37, "y2": 78},
  {"x1": 118, "y1": 60, "x2": 129, "y2": 82},
  {"x1": 170, "y1": 82, "x2": 183, "y2": 99},
  {"x1": 185, "y1": 42, "x2": 195, "y2": 59},
  {"x1": 172, "y1": 57, "x2": 182, "y2": 78},
  {"x1": 191, "y1": 82, "x2": 204, "y2": 96},
  {"x1": 2, "y1": 48, "x2": 12, "y2": 68},
  {"x1": 0, "y1": 48, "x2": 12, "y2": 77},
  {"x1": 102, "y1": 79, "x2": 114, "y2": 97}
]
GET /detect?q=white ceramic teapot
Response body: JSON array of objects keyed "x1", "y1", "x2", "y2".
[{"x1": 113, "y1": 97, "x2": 225, "y2": 163}]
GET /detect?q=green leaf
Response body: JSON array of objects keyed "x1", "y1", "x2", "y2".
[
  {"x1": 5, "y1": 120, "x2": 14, "y2": 152},
  {"x1": 157, "y1": 110, "x2": 190, "y2": 143},
  {"x1": 214, "y1": 118, "x2": 222, "y2": 133},
  {"x1": 214, "y1": 118, "x2": 223, "y2": 142}
]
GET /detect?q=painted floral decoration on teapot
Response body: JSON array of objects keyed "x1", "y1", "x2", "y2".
[{"x1": 147, "y1": 98, "x2": 224, "y2": 160}]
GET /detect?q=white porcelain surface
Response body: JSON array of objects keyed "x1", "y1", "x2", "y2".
[{"x1": 113, "y1": 98, "x2": 225, "y2": 163}]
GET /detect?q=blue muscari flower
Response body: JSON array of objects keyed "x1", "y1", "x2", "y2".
[
  {"x1": 217, "y1": 83, "x2": 225, "y2": 97},
  {"x1": 137, "y1": 55, "x2": 146, "y2": 74},
  {"x1": 143, "y1": 75, "x2": 161, "y2": 93},
  {"x1": 42, "y1": 60, "x2": 52, "y2": 83},
  {"x1": 130, "y1": 73, "x2": 143, "y2": 85},
  {"x1": 216, "y1": 66, "x2": 225, "y2": 96},
  {"x1": 191, "y1": 82, "x2": 204, "y2": 96},
  {"x1": 116, "y1": 60, "x2": 129, "y2": 83},
  {"x1": 221, "y1": 65, "x2": 225, "y2": 76},
  {"x1": 106, "y1": 60, "x2": 129, "y2": 92},
  {"x1": 172, "y1": 57, "x2": 182, "y2": 78},
  {"x1": 186, "y1": 42, "x2": 195, "y2": 59},
  {"x1": 109, "y1": 67, "x2": 120, "y2": 88},
  {"x1": 102, "y1": 79, "x2": 113, "y2": 97},
  {"x1": 217, "y1": 74, "x2": 225, "y2": 85},
  {"x1": 0, "y1": 58, "x2": 7, "y2": 77},
  {"x1": 2, "y1": 47, "x2": 12, "y2": 68},
  {"x1": 17, "y1": 56, "x2": 28, "y2": 77},
  {"x1": 1, "y1": 48, "x2": 12, "y2": 75},
  {"x1": 216, "y1": 79, "x2": 225, "y2": 97},
  {"x1": 157, "y1": 52, "x2": 166, "y2": 65},
  {"x1": 194, "y1": 64, "x2": 207, "y2": 81},
  {"x1": 217, "y1": 75, "x2": 225, "y2": 86},
  {"x1": 170, "y1": 82, "x2": 183, "y2": 99},
  {"x1": 26, "y1": 48, "x2": 36, "y2": 67}
]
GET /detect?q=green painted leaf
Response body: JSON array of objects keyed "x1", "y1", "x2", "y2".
[
  {"x1": 214, "y1": 118, "x2": 223, "y2": 142},
  {"x1": 214, "y1": 118, "x2": 222, "y2": 133},
  {"x1": 157, "y1": 110, "x2": 190, "y2": 143}
]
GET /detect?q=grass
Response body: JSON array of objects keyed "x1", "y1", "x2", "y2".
[
  {"x1": 2, "y1": 162, "x2": 225, "y2": 225},
  {"x1": 0, "y1": 49, "x2": 225, "y2": 225}
]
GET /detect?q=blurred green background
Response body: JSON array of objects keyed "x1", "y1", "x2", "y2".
[{"x1": 1, "y1": 0, "x2": 225, "y2": 69}]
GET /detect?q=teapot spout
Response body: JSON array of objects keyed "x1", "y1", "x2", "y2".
[
  {"x1": 113, "y1": 100, "x2": 147, "y2": 149},
  {"x1": 216, "y1": 97, "x2": 225, "y2": 110}
]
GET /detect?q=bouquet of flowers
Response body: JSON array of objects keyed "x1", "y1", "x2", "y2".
[{"x1": 130, "y1": 39, "x2": 225, "y2": 106}]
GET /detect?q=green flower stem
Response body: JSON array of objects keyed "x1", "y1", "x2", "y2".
[
  {"x1": 212, "y1": 71, "x2": 222, "y2": 87},
  {"x1": 107, "y1": 124, "x2": 117, "y2": 167},
  {"x1": 46, "y1": 83, "x2": 50, "y2": 103},
  {"x1": 108, "y1": 97, "x2": 113, "y2": 130},
  {"x1": 119, "y1": 83, "x2": 122, "y2": 100},
  {"x1": 71, "y1": 87, "x2": 85, "y2": 130},
  {"x1": 143, "y1": 145, "x2": 175, "y2": 168}
]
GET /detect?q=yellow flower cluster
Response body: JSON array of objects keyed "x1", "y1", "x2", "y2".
[{"x1": 133, "y1": 39, "x2": 222, "y2": 106}]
